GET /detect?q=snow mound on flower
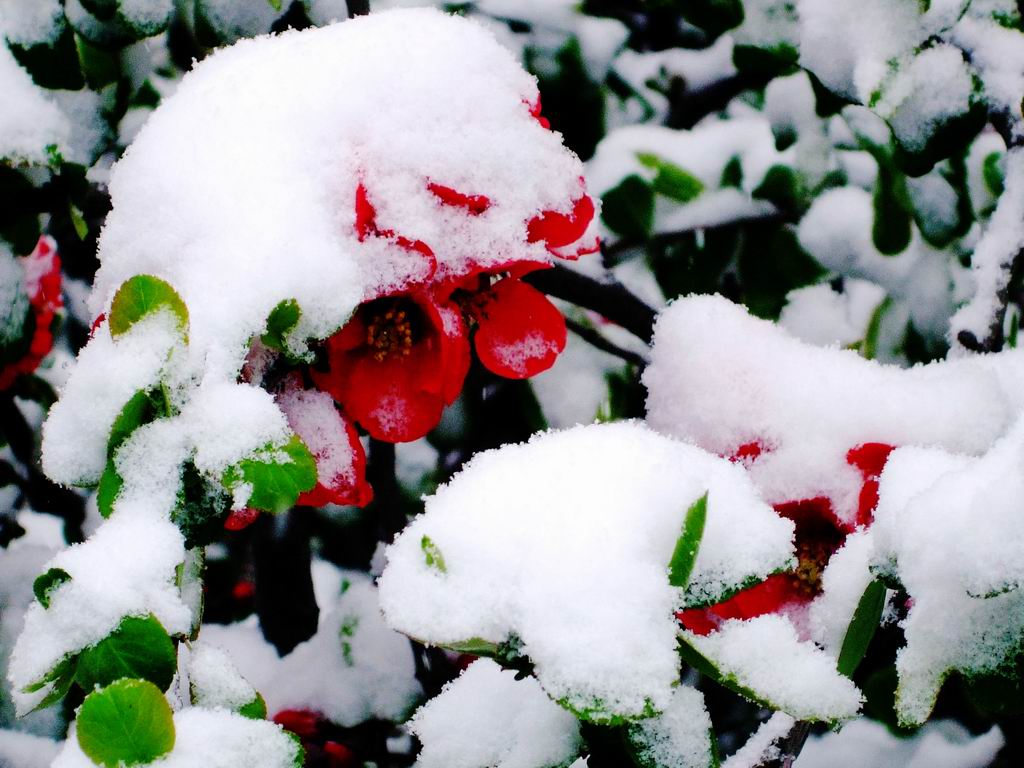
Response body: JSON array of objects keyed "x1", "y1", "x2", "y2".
[
  {"x1": 52, "y1": 708, "x2": 301, "y2": 768},
  {"x1": 683, "y1": 614, "x2": 863, "y2": 722},
  {"x1": 872, "y1": 416, "x2": 1024, "y2": 725},
  {"x1": 93, "y1": 7, "x2": 587, "y2": 381},
  {"x1": 378, "y1": 421, "x2": 794, "y2": 720},
  {"x1": 410, "y1": 659, "x2": 582, "y2": 768},
  {"x1": 203, "y1": 566, "x2": 421, "y2": 728},
  {"x1": 807, "y1": 530, "x2": 881, "y2": 654},
  {"x1": 625, "y1": 686, "x2": 714, "y2": 768},
  {"x1": 644, "y1": 295, "x2": 1024, "y2": 526}
]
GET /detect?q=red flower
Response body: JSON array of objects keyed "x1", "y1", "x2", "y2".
[
  {"x1": 313, "y1": 168, "x2": 596, "y2": 443},
  {"x1": 312, "y1": 291, "x2": 469, "y2": 443},
  {"x1": 677, "y1": 441, "x2": 894, "y2": 636},
  {"x1": 0, "y1": 237, "x2": 62, "y2": 390}
]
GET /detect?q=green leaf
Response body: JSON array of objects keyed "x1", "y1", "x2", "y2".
[
  {"x1": 668, "y1": 493, "x2": 708, "y2": 589},
  {"x1": 33, "y1": 568, "x2": 71, "y2": 608},
  {"x1": 76, "y1": 615, "x2": 177, "y2": 693},
  {"x1": 872, "y1": 162, "x2": 913, "y2": 255},
  {"x1": 109, "y1": 275, "x2": 189, "y2": 340},
  {"x1": 23, "y1": 656, "x2": 78, "y2": 713},
  {"x1": 442, "y1": 637, "x2": 501, "y2": 655},
  {"x1": 752, "y1": 164, "x2": 805, "y2": 213},
  {"x1": 421, "y1": 535, "x2": 447, "y2": 573},
  {"x1": 96, "y1": 460, "x2": 124, "y2": 519},
  {"x1": 267, "y1": 0, "x2": 283, "y2": 10},
  {"x1": 108, "y1": 390, "x2": 162, "y2": 455},
  {"x1": 239, "y1": 692, "x2": 267, "y2": 720},
  {"x1": 260, "y1": 298, "x2": 301, "y2": 353},
  {"x1": 23, "y1": 655, "x2": 76, "y2": 695},
  {"x1": 172, "y1": 461, "x2": 232, "y2": 548},
  {"x1": 221, "y1": 435, "x2": 317, "y2": 514},
  {"x1": 76, "y1": 679, "x2": 175, "y2": 767},
  {"x1": 637, "y1": 153, "x2": 705, "y2": 203},
  {"x1": 720, "y1": 155, "x2": 743, "y2": 189},
  {"x1": 859, "y1": 297, "x2": 893, "y2": 361},
  {"x1": 983, "y1": 151, "x2": 1006, "y2": 197},
  {"x1": 601, "y1": 174, "x2": 655, "y2": 240},
  {"x1": 69, "y1": 202, "x2": 88, "y2": 241},
  {"x1": 837, "y1": 580, "x2": 887, "y2": 677}
]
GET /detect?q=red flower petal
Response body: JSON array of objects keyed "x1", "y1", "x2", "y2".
[
  {"x1": 433, "y1": 298, "x2": 471, "y2": 404},
  {"x1": 526, "y1": 96, "x2": 551, "y2": 130},
  {"x1": 355, "y1": 183, "x2": 377, "y2": 241},
  {"x1": 224, "y1": 507, "x2": 260, "y2": 531},
  {"x1": 677, "y1": 573, "x2": 804, "y2": 636},
  {"x1": 278, "y1": 386, "x2": 373, "y2": 508},
  {"x1": 273, "y1": 709, "x2": 321, "y2": 740},
  {"x1": 0, "y1": 237, "x2": 61, "y2": 391},
  {"x1": 527, "y1": 193, "x2": 595, "y2": 250},
  {"x1": 470, "y1": 278, "x2": 566, "y2": 379},
  {"x1": 344, "y1": 349, "x2": 445, "y2": 442},
  {"x1": 323, "y1": 742, "x2": 356, "y2": 768},
  {"x1": 846, "y1": 442, "x2": 895, "y2": 479},
  {"x1": 428, "y1": 183, "x2": 491, "y2": 215}
]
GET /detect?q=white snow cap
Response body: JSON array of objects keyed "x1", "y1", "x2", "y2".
[
  {"x1": 873, "y1": 415, "x2": 1024, "y2": 725},
  {"x1": 93, "y1": 7, "x2": 588, "y2": 382},
  {"x1": 644, "y1": 295, "x2": 1024, "y2": 526},
  {"x1": 625, "y1": 685, "x2": 715, "y2": 768},
  {"x1": 379, "y1": 421, "x2": 793, "y2": 721},
  {"x1": 410, "y1": 659, "x2": 582, "y2": 768},
  {"x1": 683, "y1": 614, "x2": 863, "y2": 722}
]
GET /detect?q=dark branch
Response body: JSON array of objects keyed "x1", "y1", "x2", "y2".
[
  {"x1": 346, "y1": 0, "x2": 371, "y2": 17},
  {"x1": 368, "y1": 438, "x2": 406, "y2": 545},
  {"x1": 755, "y1": 720, "x2": 813, "y2": 768},
  {"x1": 523, "y1": 265, "x2": 658, "y2": 343},
  {"x1": 253, "y1": 509, "x2": 319, "y2": 655},
  {"x1": 565, "y1": 317, "x2": 649, "y2": 368}
]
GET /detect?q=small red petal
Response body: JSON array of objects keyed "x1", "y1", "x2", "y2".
[
  {"x1": 232, "y1": 580, "x2": 256, "y2": 601},
  {"x1": 224, "y1": 507, "x2": 260, "y2": 531},
  {"x1": 428, "y1": 183, "x2": 491, "y2": 215},
  {"x1": 354, "y1": 183, "x2": 377, "y2": 241},
  {"x1": 846, "y1": 443, "x2": 895, "y2": 478},
  {"x1": 90, "y1": 313, "x2": 107, "y2": 337},
  {"x1": 856, "y1": 478, "x2": 880, "y2": 528},
  {"x1": 323, "y1": 742, "x2": 356, "y2": 768},
  {"x1": 729, "y1": 441, "x2": 764, "y2": 463},
  {"x1": 526, "y1": 194, "x2": 595, "y2": 250},
  {"x1": 471, "y1": 279, "x2": 566, "y2": 379},
  {"x1": 273, "y1": 709, "x2": 321, "y2": 740}
]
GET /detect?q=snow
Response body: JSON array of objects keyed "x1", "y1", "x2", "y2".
[
  {"x1": 624, "y1": 686, "x2": 714, "y2": 768},
  {"x1": 874, "y1": 45, "x2": 976, "y2": 154},
  {"x1": 0, "y1": 0, "x2": 63, "y2": 46},
  {"x1": 52, "y1": 708, "x2": 301, "y2": 768},
  {"x1": 722, "y1": 712, "x2": 795, "y2": 768},
  {"x1": 186, "y1": 643, "x2": 258, "y2": 713},
  {"x1": 8, "y1": 512, "x2": 190, "y2": 712},
  {"x1": 41, "y1": 311, "x2": 184, "y2": 486},
  {"x1": 872, "y1": 416, "x2": 1024, "y2": 724},
  {"x1": 195, "y1": 0, "x2": 287, "y2": 43},
  {"x1": 796, "y1": 719, "x2": 1004, "y2": 768},
  {"x1": 93, "y1": 8, "x2": 588, "y2": 383},
  {"x1": 807, "y1": 530, "x2": 881, "y2": 654},
  {"x1": 950, "y1": 149, "x2": 1024, "y2": 351},
  {"x1": 0, "y1": 729, "x2": 60, "y2": 768},
  {"x1": 644, "y1": 295, "x2": 1024, "y2": 527},
  {"x1": 202, "y1": 567, "x2": 421, "y2": 728},
  {"x1": 779, "y1": 279, "x2": 888, "y2": 349},
  {"x1": 379, "y1": 421, "x2": 794, "y2": 721},
  {"x1": 586, "y1": 118, "x2": 780, "y2": 237},
  {"x1": 0, "y1": 45, "x2": 71, "y2": 164},
  {"x1": 683, "y1": 614, "x2": 863, "y2": 721},
  {"x1": 953, "y1": 12, "x2": 1024, "y2": 141},
  {"x1": 277, "y1": 386, "x2": 360, "y2": 495},
  {"x1": 410, "y1": 659, "x2": 582, "y2": 768}
]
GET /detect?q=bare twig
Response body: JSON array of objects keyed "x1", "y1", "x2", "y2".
[
  {"x1": 523, "y1": 264, "x2": 658, "y2": 343},
  {"x1": 565, "y1": 317, "x2": 649, "y2": 368},
  {"x1": 755, "y1": 720, "x2": 813, "y2": 768}
]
